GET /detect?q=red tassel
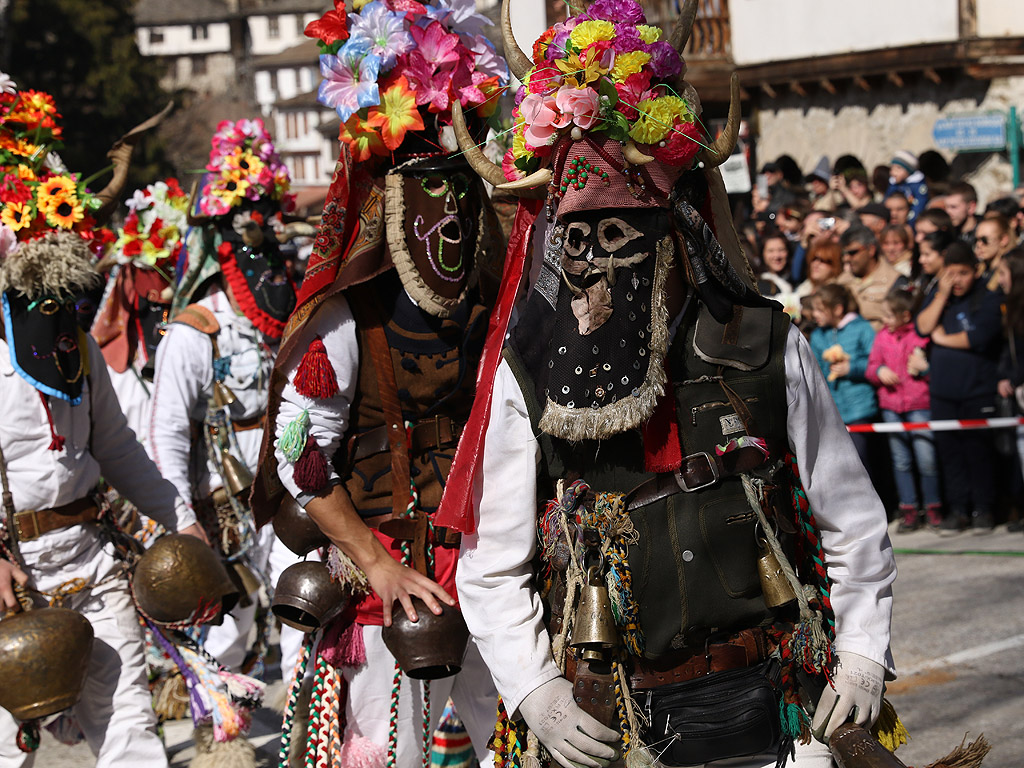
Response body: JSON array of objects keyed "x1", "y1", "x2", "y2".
[
  {"x1": 293, "y1": 436, "x2": 329, "y2": 493},
  {"x1": 38, "y1": 392, "x2": 66, "y2": 452},
  {"x1": 294, "y1": 336, "x2": 339, "y2": 399},
  {"x1": 642, "y1": 365, "x2": 681, "y2": 473}
]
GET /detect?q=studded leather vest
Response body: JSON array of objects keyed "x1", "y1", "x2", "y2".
[
  {"x1": 508, "y1": 302, "x2": 793, "y2": 659},
  {"x1": 337, "y1": 271, "x2": 489, "y2": 520}
]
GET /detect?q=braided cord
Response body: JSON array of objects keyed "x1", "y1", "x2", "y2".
[
  {"x1": 421, "y1": 681, "x2": 432, "y2": 768},
  {"x1": 304, "y1": 655, "x2": 327, "y2": 768},
  {"x1": 385, "y1": 662, "x2": 403, "y2": 768},
  {"x1": 278, "y1": 633, "x2": 314, "y2": 768}
]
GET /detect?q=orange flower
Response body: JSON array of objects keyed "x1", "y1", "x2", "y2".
[
  {"x1": 339, "y1": 114, "x2": 387, "y2": 163},
  {"x1": 45, "y1": 195, "x2": 85, "y2": 229},
  {"x1": 1, "y1": 201, "x2": 32, "y2": 231},
  {"x1": 366, "y1": 77, "x2": 424, "y2": 152},
  {"x1": 36, "y1": 175, "x2": 77, "y2": 213}
]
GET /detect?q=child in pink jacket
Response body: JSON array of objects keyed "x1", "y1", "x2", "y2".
[{"x1": 867, "y1": 286, "x2": 942, "y2": 531}]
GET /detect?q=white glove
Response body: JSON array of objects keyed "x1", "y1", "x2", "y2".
[
  {"x1": 811, "y1": 651, "x2": 885, "y2": 742},
  {"x1": 518, "y1": 677, "x2": 620, "y2": 768}
]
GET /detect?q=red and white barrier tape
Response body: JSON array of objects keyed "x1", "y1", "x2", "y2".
[{"x1": 847, "y1": 417, "x2": 1024, "y2": 434}]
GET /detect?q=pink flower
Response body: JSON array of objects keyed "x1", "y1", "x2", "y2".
[
  {"x1": 527, "y1": 64, "x2": 561, "y2": 96},
  {"x1": 405, "y1": 50, "x2": 452, "y2": 112},
  {"x1": 410, "y1": 21, "x2": 461, "y2": 69},
  {"x1": 554, "y1": 86, "x2": 600, "y2": 130},
  {"x1": 502, "y1": 148, "x2": 524, "y2": 182},
  {"x1": 584, "y1": 0, "x2": 645, "y2": 24},
  {"x1": 614, "y1": 70, "x2": 651, "y2": 121},
  {"x1": 519, "y1": 92, "x2": 570, "y2": 148}
]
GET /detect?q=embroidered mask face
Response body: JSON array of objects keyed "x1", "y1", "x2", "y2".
[
  {"x1": 2, "y1": 289, "x2": 88, "y2": 404},
  {"x1": 385, "y1": 156, "x2": 486, "y2": 318}
]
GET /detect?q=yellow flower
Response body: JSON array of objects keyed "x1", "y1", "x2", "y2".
[
  {"x1": 569, "y1": 20, "x2": 615, "y2": 51},
  {"x1": 36, "y1": 175, "x2": 77, "y2": 213},
  {"x1": 225, "y1": 147, "x2": 265, "y2": 180},
  {"x1": 637, "y1": 25, "x2": 662, "y2": 44},
  {"x1": 629, "y1": 96, "x2": 681, "y2": 144},
  {"x1": 511, "y1": 123, "x2": 529, "y2": 160},
  {"x1": 353, "y1": 0, "x2": 372, "y2": 8},
  {"x1": 610, "y1": 51, "x2": 651, "y2": 83},
  {"x1": 556, "y1": 50, "x2": 606, "y2": 88},
  {"x1": 17, "y1": 166, "x2": 36, "y2": 181},
  {"x1": 45, "y1": 195, "x2": 85, "y2": 229},
  {"x1": 1, "y1": 201, "x2": 33, "y2": 231}
]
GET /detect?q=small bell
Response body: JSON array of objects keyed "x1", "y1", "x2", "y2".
[
  {"x1": 757, "y1": 537, "x2": 797, "y2": 609},
  {"x1": 220, "y1": 448, "x2": 253, "y2": 498},
  {"x1": 569, "y1": 565, "x2": 619, "y2": 662},
  {"x1": 213, "y1": 380, "x2": 237, "y2": 408}
]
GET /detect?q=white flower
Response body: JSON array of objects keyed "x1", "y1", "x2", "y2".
[
  {"x1": 0, "y1": 224, "x2": 19, "y2": 259},
  {"x1": 0, "y1": 72, "x2": 16, "y2": 96},
  {"x1": 126, "y1": 189, "x2": 152, "y2": 212}
]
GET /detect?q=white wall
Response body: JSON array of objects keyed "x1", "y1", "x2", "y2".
[
  {"x1": 730, "y1": 0, "x2": 959, "y2": 66},
  {"x1": 137, "y1": 22, "x2": 231, "y2": 57},
  {"x1": 249, "y1": 13, "x2": 321, "y2": 56},
  {"x1": 508, "y1": 0, "x2": 547, "y2": 83},
  {"x1": 978, "y1": 0, "x2": 1024, "y2": 37}
]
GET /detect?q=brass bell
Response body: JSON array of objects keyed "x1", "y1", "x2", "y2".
[
  {"x1": 569, "y1": 565, "x2": 618, "y2": 662},
  {"x1": 213, "y1": 380, "x2": 237, "y2": 408},
  {"x1": 757, "y1": 537, "x2": 797, "y2": 609},
  {"x1": 220, "y1": 448, "x2": 253, "y2": 498}
]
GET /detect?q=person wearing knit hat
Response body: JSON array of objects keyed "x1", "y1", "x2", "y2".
[
  {"x1": 886, "y1": 150, "x2": 929, "y2": 225},
  {"x1": 447, "y1": 3, "x2": 900, "y2": 767},
  {"x1": 0, "y1": 77, "x2": 206, "y2": 768}
]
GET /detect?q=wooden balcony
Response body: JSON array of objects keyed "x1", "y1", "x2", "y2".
[{"x1": 640, "y1": 0, "x2": 731, "y2": 60}]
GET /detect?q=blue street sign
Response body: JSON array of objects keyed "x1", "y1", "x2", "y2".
[{"x1": 933, "y1": 113, "x2": 1007, "y2": 152}]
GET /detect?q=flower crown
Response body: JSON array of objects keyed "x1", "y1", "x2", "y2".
[
  {"x1": 307, "y1": 0, "x2": 509, "y2": 163},
  {"x1": 505, "y1": 0, "x2": 704, "y2": 182},
  {"x1": 198, "y1": 119, "x2": 294, "y2": 218},
  {"x1": 0, "y1": 73, "x2": 112, "y2": 253},
  {"x1": 114, "y1": 178, "x2": 189, "y2": 271}
]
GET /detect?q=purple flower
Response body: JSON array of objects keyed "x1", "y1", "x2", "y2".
[
  {"x1": 465, "y1": 34, "x2": 508, "y2": 83},
  {"x1": 317, "y1": 42, "x2": 382, "y2": 123},
  {"x1": 646, "y1": 41, "x2": 682, "y2": 79},
  {"x1": 612, "y1": 23, "x2": 646, "y2": 54},
  {"x1": 422, "y1": 0, "x2": 490, "y2": 37},
  {"x1": 349, "y1": 1, "x2": 413, "y2": 71},
  {"x1": 584, "y1": 0, "x2": 645, "y2": 24}
]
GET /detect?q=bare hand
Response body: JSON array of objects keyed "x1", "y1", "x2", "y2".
[
  {"x1": 830, "y1": 359, "x2": 851, "y2": 379},
  {"x1": 877, "y1": 366, "x2": 901, "y2": 388},
  {"x1": 906, "y1": 348, "x2": 928, "y2": 377},
  {"x1": 178, "y1": 522, "x2": 210, "y2": 546},
  {"x1": 0, "y1": 559, "x2": 28, "y2": 612},
  {"x1": 365, "y1": 555, "x2": 456, "y2": 627},
  {"x1": 937, "y1": 268, "x2": 955, "y2": 296},
  {"x1": 931, "y1": 326, "x2": 949, "y2": 346},
  {"x1": 830, "y1": 175, "x2": 842, "y2": 191},
  {"x1": 999, "y1": 379, "x2": 1015, "y2": 398}
]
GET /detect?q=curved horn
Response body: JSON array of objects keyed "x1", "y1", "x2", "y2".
[
  {"x1": 186, "y1": 178, "x2": 211, "y2": 227},
  {"x1": 623, "y1": 140, "x2": 655, "y2": 166},
  {"x1": 670, "y1": 0, "x2": 699, "y2": 54},
  {"x1": 699, "y1": 73, "x2": 741, "y2": 168},
  {"x1": 498, "y1": 168, "x2": 553, "y2": 191},
  {"x1": 93, "y1": 101, "x2": 174, "y2": 224},
  {"x1": 502, "y1": 0, "x2": 533, "y2": 82},
  {"x1": 451, "y1": 100, "x2": 507, "y2": 189}
]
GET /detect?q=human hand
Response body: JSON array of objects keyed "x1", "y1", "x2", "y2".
[
  {"x1": 366, "y1": 555, "x2": 455, "y2": 626},
  {"x1": 519, "y1": 678, "x2": 620, "y2": 768},
  {"x1": 830, "y1": 175, "x2": 843, "y2": 191},
  {"x1": 931, "y1": 326, "x2": 949, "y2": 346},
  {"x1": 999, "y1": 379, "x2": 1015, "y2": 398},
  {"x1": 937, "y1": 268, "x2": 955, "y2": 296},
  {"x1": 830, "y1": 359, "x2": 851, "y2": 380},
  {"x1": 0, "y1": 559, "x2": 28, "y2": 612},
  {"x1": 906, "y1": 348, "x2": 928, "y2": 377},
  {"x1": 178, "y1": 523, "x2": 210, "y2": 546},
  {"x1": 877, "y1": 366, "x2": 900, "y2": 388},
  {"x1": 811, "y1": 652, "x2": 885, "y2": 743}
]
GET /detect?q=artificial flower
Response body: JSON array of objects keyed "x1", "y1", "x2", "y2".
[
  {"x1": 319, "y1": 42, "x2": 383, "y2": 124},
  {"x1": 614, "y1": 70, "x2": 652, "y2": 121},
  {"x1": 556, "y1": 49, "x2": 605, "y2": 88},
  {"x1": 646, "y1": 41, "x2": 682, "y2": 79},
  {"x1": 610, "y1": 50, "x2": 651, "y2": 82},
  {"x1": 46, "y1": 195, "x2": 85, "y2": 229},
  {"x1": 519, "y1": 92, "x2": 569, "y2": 148},
  {"x1": 532, "y1": 27, "x2": 556, "y2": 66},
  {"x1": 583, "y1": 0, "x2": 645, "y2": 24},
  {"x1": 637, "y1": 25, "x2": 661, "y2": 44},
  {"x1": 16, "y1": 166, "x2": 35, "y2": 181},
  {"x1": 569, "y1": 20, "x2": 615, "y2": 52},
  {"x1": 464, "y1": 75, "x2": 502, "y2": 117},
  {"x1": 305, "y1": 0, "x2": 349, "y2": 46},
  {"x1": 465, "y1": 34, "x2": 508, "y2": 82},
  {"x1": 629, "y1": 94, "x2": 688, "y2": 144},
  {"x1": 405, "y1": 51, "x2": 453, "y2": 112},
  {"x1": 555, "y1": 86, "x2": 600, "y2": 130},
  {"x1": 36, "y1": 175, "x2": 78, "y2": 213},
  {"x1": 0, "y1": 222, "x2": 18, "y2": 257},
  {"x1": 0, "y1": 177, "x2": 32, "y2": 205},
  {"x1": 526, "y1": 63, "x2": 562, "y2": 96},
  {"x1": 422, "y1": 0, "x2": 490, "y2": 39},
  {"x1": 367, "y1": 76, "x2": 425, "y2": 150},
  {"x1": 650, "y1": 120, "x2": 703, "y2": 167},
  {"x1": 502, "y1": 147, "x2": 524, "y2": 182},
  {"x1": 339, "y1": 113, "x2": 387, "y2": 162},
  {"x1": 349, "y1": 2, "x2": 413, "y2": 71},
  {"x1": 411, "y1": 21, "x2": 462, "y2": 69},
  {"x1": 0, "y1": 200, "x2": 32, "y2": 231},
  {"x1": 0, "y1": 72, "x2": 16, "y2": 97}
]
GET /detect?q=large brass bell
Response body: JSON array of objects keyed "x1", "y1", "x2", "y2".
[
  {"x1": 272, "y1": 561, "x2": 349, "y2": 632},
  {"x1": 213, "y1": 380, "x2": 237, "y2": 409},
  {"x1": 0, "y1": 606, "x2": 94, "y2": 720},
  {"x1": 757, "y1": 537, "x2": 797, "y2": 609},
  {"x1": 219, "y1": 448, "x2": 253, "y2": 498},
  {"x1": 273, "y1": 496, "x2": 330, "y2": 556},
  {"x1": 569, "y1": 565, "x2": 618, "y2": 662}
]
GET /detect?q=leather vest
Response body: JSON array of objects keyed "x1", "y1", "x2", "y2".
[
  {"x1": 509, "y1": 303, "x2": 793, "y2": 659},
  {"x1": 337, "y1": 272, "x2": 489, "y2": 520}
]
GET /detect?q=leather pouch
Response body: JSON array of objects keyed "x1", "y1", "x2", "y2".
[{"x1": 643, "y1": 658, "x2": 782, "y2": 767}]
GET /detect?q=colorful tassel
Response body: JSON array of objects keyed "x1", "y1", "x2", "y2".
[
  {"x1": 872, "y1": 698, "x2": 910, "y2": 752},
  {"x1": 278, "y1": 410, "x2": 311, "y2": 463},
  {"x1": 294, "y1": 336, "x2": 339, "y2": 399},
  {"x1": 16, "y1": 721, "x2": 40, "y2": 753},
  {"x1": 322, "y1": 619, "x2": 367, "y2": 669},
  {"x1": 294, "y1": 436, "x2": 329, "y2": 493}
]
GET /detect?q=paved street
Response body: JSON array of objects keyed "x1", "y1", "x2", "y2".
[{"x1": 31, "y1": 522, "x2": 1024, "y2": 767}]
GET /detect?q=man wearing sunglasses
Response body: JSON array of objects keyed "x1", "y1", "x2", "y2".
[{"x1": 838, "y1": 227, "x2": 902, "y2": 331}]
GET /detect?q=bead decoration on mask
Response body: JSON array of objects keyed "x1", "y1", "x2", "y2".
[{"x1": 413, "y1": 173, "x2": 468, "y2": 283}]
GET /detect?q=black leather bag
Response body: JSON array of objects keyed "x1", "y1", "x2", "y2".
[{"x1": 643, "y1": 658, "x2": 782, "y2": 767}]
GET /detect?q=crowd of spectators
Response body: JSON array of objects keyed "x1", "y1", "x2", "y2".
[{"x1": 738, "y1": 150, "x2": 1024, "y2": 535}]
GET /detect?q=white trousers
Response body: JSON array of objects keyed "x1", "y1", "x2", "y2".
[
  {"x1": 0, "y1": 528, "x2": 168, "y2": 768},
  {"x1": 343, "y1": 626, "x2": 499, "y2": 768}
]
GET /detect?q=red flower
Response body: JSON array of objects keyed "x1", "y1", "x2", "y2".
[
  {"x1": 651, "y1": 121, "x2": 703, "y2": 167},
  {"x1": 123, "y1": 239, "x2": 143, "y2": 257},
  {"x1": 532, "y1": 28, "x2": 555, "y2": 65},
  {"x1": 123, "y1": 214, "x2": 139, "y2": 235},
  {"x1": 165, "y1": 177, "x2": 185, "y2": 198},
  {"x1": 0, "y1": 178, "x2": 32, "y2": 205},
  {"x1": 305, "y1": 0, "x2": 349, "y2": 45}
]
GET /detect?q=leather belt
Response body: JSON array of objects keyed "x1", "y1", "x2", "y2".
[
  {"x1": 232, "y1": 414, "x2": 267, "y2": 432},
  {"x1": 351, "y1": 415, "x2": 463, "y2": 462},
  {"x1": 625, "y1": 444, "x2": 769, "y2": 511},
  {"x1": 13, "y1": 497, "x2": 100, "y2": 542},
  {"x1": 629, "y1": 628, "x2": 769, "y2": 690}
]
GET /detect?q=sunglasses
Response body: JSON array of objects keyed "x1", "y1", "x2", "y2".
[
  {"x1": 975, "y1": 236, "x2": 991, "y2": 246},
  {"x1": 843, "y1": 246, "x2": 866, "y2": 257}
]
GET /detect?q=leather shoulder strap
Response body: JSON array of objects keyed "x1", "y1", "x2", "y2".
[
  {"x1": 172, "y1": 304, "x2": 220, "y2": 336},
  {"x1": 348, "y1": 286, "x2": 410, "y2": 519}
]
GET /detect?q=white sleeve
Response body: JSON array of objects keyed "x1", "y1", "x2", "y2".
[
  {"x1": 457, "y1": 359, "x2": 562, "y2": 716},
  {"x1": 784, "y1": 324, "x2": 897, "y2": 675},
  {"x1": 85, "y1": 336, "x2": 196, "y2": 531},
  {"x1": 275, "y1": 293, "x2": 359, "y2": 504},
  {"x1": 148, "y1": 322, "x2": 212, "y2": 508}
]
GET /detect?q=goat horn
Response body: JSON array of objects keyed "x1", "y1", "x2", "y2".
[
  {"x1": 498, "y1": 168, "x2": 553, "y2": 191},
  {"x1": 502, "y1": 0, "x2": 533, "y2": 82},
  {"x1": 699, "y1": 73, "x2": 741, "y2": 168},
  {"x1": 623, "y1": 139, "x2": 655, "y2": 166},
  {"x1": 670, "y1": 0, "x2": 699, "y2": 54},
  {"x1": 451, "y1": 101, "x2": 547, "y2": 199},
  {"x1": 93, "y1": 101, "x2": 174, "y2": 224}
]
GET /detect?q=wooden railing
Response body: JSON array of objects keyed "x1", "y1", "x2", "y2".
[{"x1": 640, "y1": 0, "x2": 731, "y2": 59}]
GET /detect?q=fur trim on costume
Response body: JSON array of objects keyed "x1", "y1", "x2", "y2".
[
  {"x1": 340, "y1": 734, "x2": 386, "y2": 768},
  {"x1": 0, "y1": 231, "x2": 100, "y2": 299}
]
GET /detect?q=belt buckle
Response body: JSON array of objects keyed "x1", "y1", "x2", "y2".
[
  {"x1": 674, "y1": 452, "x2": 719, "y2": 492},
  {"x1": 14, "y1": 509, "x2": 40, "y2": 541},
  {"x1": 432, "y1": 415, "x2": 451, "y2": 448}
]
